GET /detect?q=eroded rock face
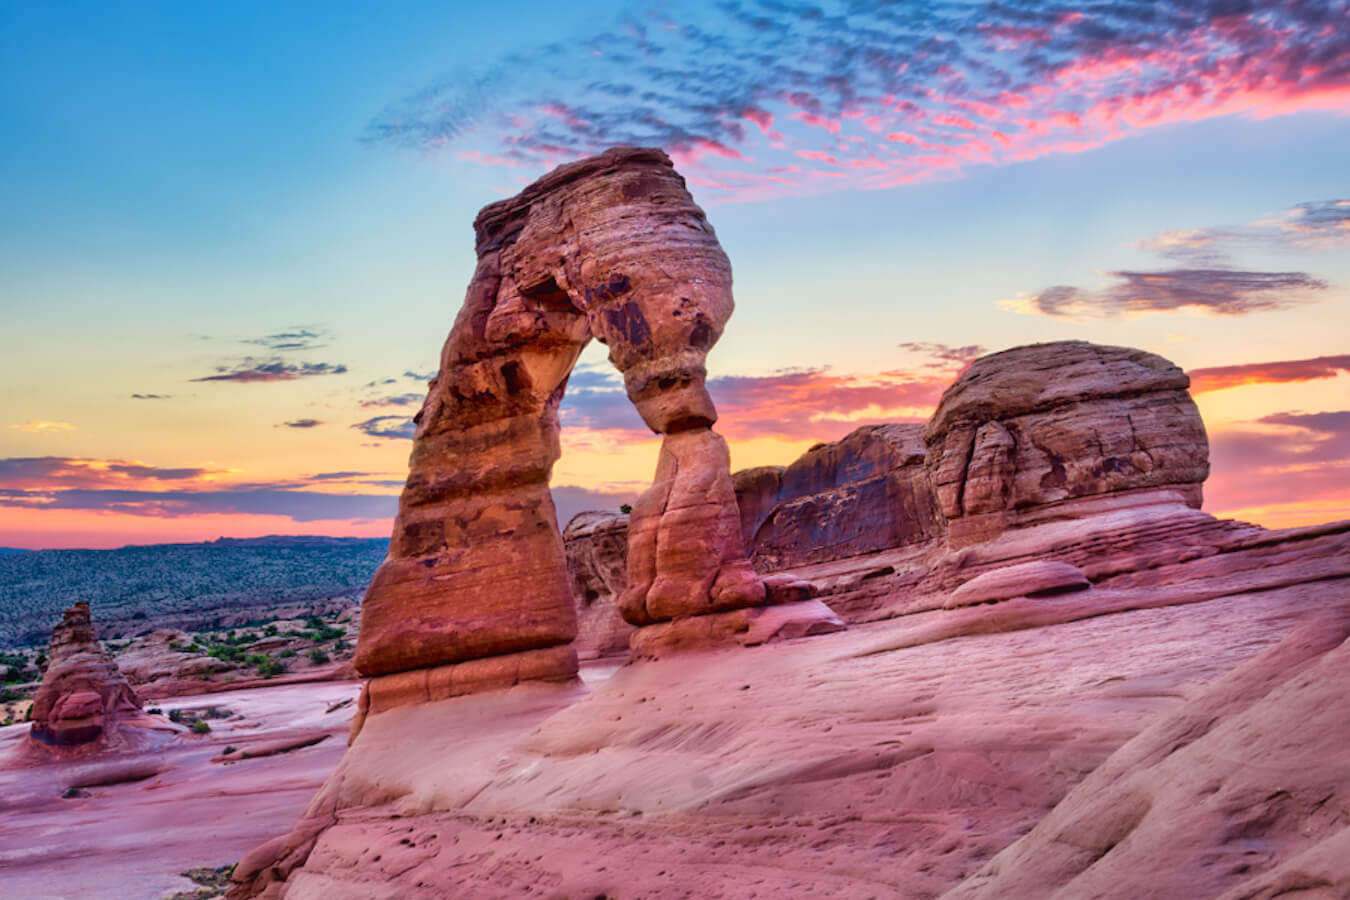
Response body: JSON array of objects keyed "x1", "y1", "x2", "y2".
[
  {"x1": 562, "y1": 511, "x2": 633, "y2": 659},
  {"x1": 354, "y1": 147, "x2": 791, "y2": 695},
  {"x1": 28, "y1": 602, "x2": 142, "y2": 748},
  {"x1": 925, "y1": 342, "x2": 1210, "y2": 546},
  {"x1": 749, "y1": 423, "x2": 943, "y2": 568}
]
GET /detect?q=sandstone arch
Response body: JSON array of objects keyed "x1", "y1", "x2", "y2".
[{"x1": 353, "y1": 148, "x2": 811, "y2": 705}]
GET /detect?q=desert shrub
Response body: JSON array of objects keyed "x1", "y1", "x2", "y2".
[
  {"x1": 192, "y1": 720, "x2": 211, "y2": 735},
  {"x1": 168, "y1": 709, "x2": 186, "y2": 724},
  {"x1": 244, "y1": 654, "x2": 267, "y2": 666},
  {"x1": 256, "y1": 660, "x2": 285, "y2": 678},
  {"x1": 278, "y1": 648, "x2": 296, "y2": 658},
  {"x1": 264, "y1": 624, "x2": 278, "y2": 636},
  {"x1": 308, "y1": 649, "x2": 330, "y2": 665},
  {"x1": 619, "y1": 503, "x2": 632, "y2": 514}
]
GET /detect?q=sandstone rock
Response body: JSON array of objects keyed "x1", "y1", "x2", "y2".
[
  {"x1": 748, "y1": 423, "x2": 942, "y2": 568},
  {"x1": 945, "y1": 561, "x2": 1090, "y2": 609},
  {"x1": 354, "y1": 147, "x2": 788, "y2": 688},
  {"x1": 949, "y1": 605, "x2": 1350, "y2": 900},
  {"x1": 925, "y1": 342, "x2": 1210, "y2": 546},
  {"x1": 562, "y1": 511, "x2": 634, "y2": 659},
  {"x1": 730, "y1": 465, "x2": 783, "y2": 546},
  {"x1": 28, "y1": 601, "x2": 143, "y2": 749},
  {"x1": 116, "y1": 629, "x2": 234, "y2": 695}
]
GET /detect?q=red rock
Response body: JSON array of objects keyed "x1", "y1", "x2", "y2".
[
  {"x1": 925, "y1": 341, "x2": 1209, "y2": 546},
  {"x1": 747, "y1": 423, "x2": 942, "y2": 568},
  {"x1": 356, "y1": 147, "x2": 822, "y2": 690},
  {"x1": 27, "y1": 601, "x2": 143, "y2": 750},
  {"x1": 945, "y1": 560, "x2": 1090, "y2": 608},
  {"x1": 562, "y1": 511, "x2": 634, "y2": 659}
]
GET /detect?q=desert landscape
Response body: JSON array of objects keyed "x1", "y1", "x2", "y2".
[
  {"x1": 2, "y1": 147, "x2": 1347, "y2": 899},
  {"x1": 3, "y1": 4, "x2": 1348, "y2": 898}
]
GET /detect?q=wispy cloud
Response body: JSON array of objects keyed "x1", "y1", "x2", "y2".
[
  {"x1": 559, "y1": 365, "x2": 945, "y2": 442},
  {"x1": 0, "y1": 456, "x2": 398, "y2": 523},
  {"x1": 352, "y1": 415, "x2": 417, "y2": 440},
  {"x1": 245, "y1": 327, "x2": 330, "y2": 353},
  {"x1": 0, "y1": 457, "x2": 230, "y2": 490},
  {"x1": 359, "y1": 392, "x2": 423, "y2": 409},
  {"x1": 1003, "y1": 268, "x2": 1328, "y2": 318},
  {"x1": 281, "y1": 418, "x2": 324, "y2": 428},
  {"x1": 1189, "y1": 354, "x2": 1350, "y2": 393},
  {"x1": 366, "y1": 0, "x2": 1350, "y2": 201},
  {"x1": 1141, "y1": 198, "x2": 1350, "y2": 263},
  {"x1": 8, "y1": 421, "x2": 75, "y2": 433},
  {"x1": 192, "y1": 359, "x2": 348, "y2": 383},
  {"x1": 1207, "y1": 410, "x2": 1350, "y2": 524}
]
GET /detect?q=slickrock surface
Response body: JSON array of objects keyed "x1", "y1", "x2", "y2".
[
  {"x1": 924, "y1": 342, "x2": 1209, "y2": 546},
  {"x1": 944, "y1": 560, "x2": 1090, "y2": 608},
  {"x1": 0, "y1": 680, "x2": 361, "y2": 900},
  {"x1": 228, "y1": 522, "x2": 1350, "y2": 899},
  {"x1": 26, "y1": 601, "x2": 148, "y2": 751},
  {"x1": 356, "y1": 147, "x2": 799, "y2": 696}
]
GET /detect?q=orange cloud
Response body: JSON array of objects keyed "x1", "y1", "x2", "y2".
[{"x1": 1189, "y1": 355, "x2": 1350, "y2": 393}]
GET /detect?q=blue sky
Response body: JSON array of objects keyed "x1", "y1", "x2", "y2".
[{"x1": 1, "y1": 1, "x2": 1347, "y2": 547}]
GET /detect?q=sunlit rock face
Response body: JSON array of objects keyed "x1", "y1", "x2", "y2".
[
  {"x1": 28, "y1": 601, "x2": 142, "y2": 748},
  {"x1": 925, "y1": 341, "x2": 1210, "y2": 546},
  {"x1": 745, "y1": 423, "x2": 943, "y2": 569},
  {"x1": 353, "y1": 147, "x2": 803, "y2": 704}
]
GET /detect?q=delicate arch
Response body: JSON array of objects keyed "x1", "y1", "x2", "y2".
[{"x1": 353, "y1": 148, "x2": 777, "y2": 699}]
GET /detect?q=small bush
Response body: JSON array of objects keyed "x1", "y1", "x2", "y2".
[
  {"x1": 278, "y1": 649, "x2": 296, "y2": 658},
  {"x1": 256, "y1": 660, "x2": 285, "y2": 678},
  {"x1": 308, "y1": 649, "x2": 331, "y2": 665},
  {"x1": 192, "y1": 720, "x2": 211, "y2": 735},
  {"x1": 619, "y1": 503, "x2": 632, "y2": 514}
]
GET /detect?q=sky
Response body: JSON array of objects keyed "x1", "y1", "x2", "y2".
[{"x1": 1, "y1": 0, "x2": 1347, "y2": 550}]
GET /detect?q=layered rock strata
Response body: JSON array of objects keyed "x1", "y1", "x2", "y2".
[
  {"x1": 925, "y1": 341, "x2": 1209, "y2": 546},
  {"x1": 746, "y1": 423, "x2": 942, "y2": 568},
  {"x1": 28, "y1": 601, "x2": 143, "y2": 749},
  {"x1": 354, "y1": 147, "x2": 818, "y2": 703}
]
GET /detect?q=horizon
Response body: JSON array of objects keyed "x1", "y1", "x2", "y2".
[{"x1": 3, "y1": 1, "x2": 1348, "y2": 549}]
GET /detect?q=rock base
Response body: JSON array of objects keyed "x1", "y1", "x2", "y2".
[
  {"x1": 352, "y1": 645, "x2": 579, "y2": 739},
  {"x1": 629, "y1": 599, "x2": 846, "y2": 660}
]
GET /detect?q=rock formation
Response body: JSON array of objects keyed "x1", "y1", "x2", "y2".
[
  {"x1": 353, "y1": 147, "x2": 831, "y2": 715},
  {"x1": 925, "y1": 341, "x2": 1209, "y2": 546},
  {"x1": 745, "y1": 423, "x2": 942, "y2": 568},
  {"x1": 562, "y1": 511, "x2": 633, "y2": 659},
  {"x1": 27, "y1": 601, "x2": 143, "y2": 749}
]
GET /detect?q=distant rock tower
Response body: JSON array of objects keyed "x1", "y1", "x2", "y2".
[{"x1": 28, "y1": 601, "x2": 143, "y2": 748}]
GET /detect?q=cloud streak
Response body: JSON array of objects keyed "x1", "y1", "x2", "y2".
[
  {"x1": 1206, "y1": 410, "x2": 1350, "y2": 523},
  {"x1": 366, "y1": 0, "x2": 1350, "y2": 201},
  {"x1": 1189, "y1": 354, "x2": 1350, "y2": 393},
  {"x1": 1004, "y1": 267, "x2": 1329, "y2": 318},
  {"x1": 192, "y1": 359, "x2": 348, "y2": 383},
  {"x1": 8, "y1": 421, "x2": 75, "y2": 433}
]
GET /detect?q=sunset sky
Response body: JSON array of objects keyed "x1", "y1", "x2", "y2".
[{"x1": 2, "y1": 0, "x2": 1347, "y2": 549}]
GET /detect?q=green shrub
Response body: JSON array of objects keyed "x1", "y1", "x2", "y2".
[
  {"x1": 308, "y1": 649, "x2": 331, "y2": 665},
  {"x1": 192, "y1": 720, "x2": 211, "y2": 734},
  {"x1": 256, "y1": 660, "x2": 285, "y2": 678},
  {"x1": 278, "y1": 648, "x2": 296, "y2": 658}
]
